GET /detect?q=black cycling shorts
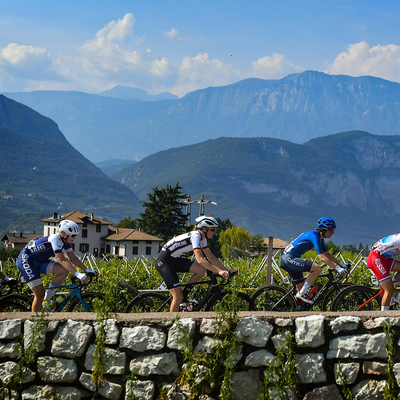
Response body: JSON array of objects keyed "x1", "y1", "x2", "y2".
[
  {"x1": 280, "y1": 253, "x2": 313, "y2": 280},
  {"x1": 155, "y1": 250, "x2": 194, "y2": 289}
]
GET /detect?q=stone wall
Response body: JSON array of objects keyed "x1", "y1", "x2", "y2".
[{"x1": 0, "y1": 312, "x2": 399, "y2": 400}]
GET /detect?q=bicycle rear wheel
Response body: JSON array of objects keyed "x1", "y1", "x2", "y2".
[
  {"x1": 125, "y1": 293, "x2": 171, "y2": 313},
  {"x1": 331, "y1": 286, "x2": 380, "y2": 311},
  {"x1": 0, "y1": 294, "x2": 31, "y2": 312},
  {"x1": 320, "y1": 283, "x2": 354, "y2": 311},
  {"x1": 66, "y1": 292, "x2": 106, "y2": 312},
  {"x1": 250, "y1": 285, "x2": 296, "y2": 311},
  {"x1": 205, "y1": 292, "x2": 257, "y2": 312}
]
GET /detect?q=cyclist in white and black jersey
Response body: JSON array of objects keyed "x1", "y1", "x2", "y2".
[
  {"x1": 155, "y1": 215, "x2": 229, "y2": 312},
  {"x1": 16, "y1": 220, "x2": 96, "y2": 312}
]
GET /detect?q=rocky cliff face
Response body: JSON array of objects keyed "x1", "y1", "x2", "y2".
[
  {"x1": 114, "y1": 131, "x2": 400, "y2": 244},
  {"x1": 4, "y1": 71, "x2": 400, "y2": 162}
]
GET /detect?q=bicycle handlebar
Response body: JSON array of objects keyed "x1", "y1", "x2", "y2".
[
  {"x1": 0, "y1": 279, "x2": 19, "y2": 296},
  {"x1": 71, "y1": 271, "x2": 97, "y2": 286}
]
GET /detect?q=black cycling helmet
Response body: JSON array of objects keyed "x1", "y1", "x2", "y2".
[{"x1": 317, "y1": 217, "x2": 336, "y2": 230}]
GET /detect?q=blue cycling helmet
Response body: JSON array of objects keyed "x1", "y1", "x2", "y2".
[{"x1": 317, "y1": 217, "x2": 336, "y2": 230}]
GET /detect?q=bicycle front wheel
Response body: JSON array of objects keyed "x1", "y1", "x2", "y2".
[
  {"x1": 125, "y1": 293, "x2": 171, "y2": 313},
  {"x1": 331, "y1": 286, "x2": 380, "y2": 311},
  {"x1": 66, "y1": 292, "x2": 106, "y2": 312},
  {"x1": 0, "y1": 294, "x2": 31, "y2": 312},
  {"x1": 250, "y1": 285, "x2": 296, "y2": 311},
  {"x1": 205, "y1": 292, "x2": 257, "y2": 312}
]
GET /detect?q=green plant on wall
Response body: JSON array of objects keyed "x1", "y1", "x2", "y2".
[
  {"x1": 384, "y1": 322, "x2": 398, "y2": 400},
  {"x1": 0, "y1": 309, "x2": 48, "y2": 398},
  {"x1": 173, "y1": 290, "x2": 242, "y2": 399},
  {"x1": 260, "y1": 329, "x2": 298, "y2": 400}
]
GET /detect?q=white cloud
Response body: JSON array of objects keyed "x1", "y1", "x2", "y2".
[
  {"x1": 325, "y1": 41, "x2": 400, "y2": 82},
  {"x1": 149, "y1": 57, "x2": 171, "y2": 76},
  {"x1": 250, "y1": 53, "x2": 303, "y2": 79},
  {"x1": 163, "y1": 28, "x2": 180, "y2": 39}
]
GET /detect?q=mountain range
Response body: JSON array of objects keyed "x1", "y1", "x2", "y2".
[
  {"x1": 112, "y1": 131, "x2": 400, "y2": 246},
  {"x1": 0, "y1": 95, "x2": 141, "y2": 235},
  {"x1": 3, "y1": 71, "x2": 400, "y2": 163}
]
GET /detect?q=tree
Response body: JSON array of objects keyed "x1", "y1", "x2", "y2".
[
  {"x1": 249, "y1": 233, "x2": 268, "y2": 255},
  {"x1": 207, "y1": 218, "x2": 233, "y2": 258},
  {"x1": 325, "y1": 240, "x2": 340, "y2": 255},
  {"x1": 219, "y1": 226, "x2": 251, "y2": 259},
  {"x1": 115, "y1": 216, "x2": 140, "y2": 229},
  {"x1": 139, "y1": 183, "x2": 187, "y2": 243}
]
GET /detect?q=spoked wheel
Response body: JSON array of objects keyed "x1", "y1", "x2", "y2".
[
  {"x1": 0, "y1": 294, "x2": 32, "y2": 312},
  {"x1": 331, "y1": 286, "x2": 380, "y2": 311},
  {"x1": 320, "y1": 283, "x2": 354, "y2": 311},
  {"x1": 67, "y1": 292, "x2": 107, "y2": 312},
  {"x1": 125, "y1": 293, "x2": 171, "y2": 313},
  {"x1": 250, "y1": 285, "x2": 296, "y2": 311},
  {"x1": 205, "y1": 292, "x2": 257, "y2": 312}
]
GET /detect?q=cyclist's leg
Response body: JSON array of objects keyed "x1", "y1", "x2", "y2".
[
  {"x1": 155, "y1": 252, "x2": 184, "y2": 312},
  {"x1": 43, "y1": 261, "x2": 69, "y2": 302},
  {"x1": 367, "y1": 251, "x2": 395, "y2": 310},
  {"x1": 31, "y1": 284, "x2": 45, "y2": 312},
  {"x1": 17, "y1": 252, "x2": 43, "y2": 312}
]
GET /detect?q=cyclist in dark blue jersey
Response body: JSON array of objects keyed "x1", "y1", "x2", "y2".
[
  {"x1": 16, "y1": 220, "x2": 95, "y2": 312},
  {"x1": 281, "y1": 217, "x2": 348, "y2": 304}
]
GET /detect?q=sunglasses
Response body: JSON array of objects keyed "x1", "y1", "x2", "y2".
[
  {"x1": 70, "y1": 234, "x2": 78, "y2": 238},
  {"x1": 328, "y1": 229, "x2": 334, "y2": 234},
  {"x1": 208, "y1": 228, "x2": 216, "y2": 232}
]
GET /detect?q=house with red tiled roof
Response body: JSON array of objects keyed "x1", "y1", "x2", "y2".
[
  {"x1": 1, "y1": 232, "x2": 42, "y2": 249},
  {"x1": 262, "y1": 237, "x2": 289, "y2": 255},
  {"x1": 40, "y1": 211, "x2": 162, "y2": 259}
]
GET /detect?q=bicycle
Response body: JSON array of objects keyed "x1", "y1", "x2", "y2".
[
  {"x1": 0, "y1": 279, "x2": 32, "y2": 312},
  {"x1": 249, "y1": 266, "x2": 352, "y2": 311},
  {"x1": 121, "y1": 271, "x2": 257, "y2": 313}
]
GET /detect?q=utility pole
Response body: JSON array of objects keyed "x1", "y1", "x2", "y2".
[
  {"x1": 180, "y1": 194, "x2": 218, "y2": 225},
  {"x1": 192, "y1": 194, "x2": 218, "y2": 216},
  {"x1": 180, "y1": 194, "x2": 195, "y2": 226}
]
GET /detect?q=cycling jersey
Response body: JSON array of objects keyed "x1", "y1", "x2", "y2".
[
  {"x1": 284, "y1": 230, "x2": 328, "y2": 257},
  {"x1": 371, "y1": 234, "x2": 400, "y2": 258},
  {"x1": 16, "y1": 234, "x2": 72, "y2": 288},
  {"x1": 161, "y1": 231, "x2": 208, "y2": 258}
]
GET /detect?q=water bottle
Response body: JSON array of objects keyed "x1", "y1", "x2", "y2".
[{"x1": 307, "y1": 286, "x2": 318, "y2": 300}]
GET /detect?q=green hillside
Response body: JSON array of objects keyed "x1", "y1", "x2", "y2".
[
  {"x1": 0, "y1": 95, "x2": 141, "y2": 235},
  {"x1": 112, "y1": 132, "x2": 400, "y2": 245}
]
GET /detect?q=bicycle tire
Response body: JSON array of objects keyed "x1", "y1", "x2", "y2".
[
  {"x1": 66, "y1": 292, "x2": 106, "y2": 312},
  {"x1": 0, "y1": 293, "x2": 32, "y2": 312},
  {"x1": 0, "y1": 294, "x2": 31, "y2": 312},
  {"x1": 125, "y1": 292, "x2": 171, "y2": 313},
  {"x1": 250, "y1": 285, "x2": 296, "y2": 311},
  {"x1": 205, "y1": 291, "x2": 257, "y2": 312},
  {"x1": 320, "y1": 283, "x2": 354, "y2": 311},
  {"x1": 331, "y1": 285, "x2": 380, "y2": 311}
]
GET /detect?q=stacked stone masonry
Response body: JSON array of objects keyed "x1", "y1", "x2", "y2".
[{"x1": 0, "y1": 312, "x2": 400, "y2": 399}]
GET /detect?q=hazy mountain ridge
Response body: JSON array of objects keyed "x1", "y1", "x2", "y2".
[
  {"x1": 112, "y1": 131, "x2": 400, "y2": 245},
  {"x1": 97, "y1": 85, "x2": 178, "y2": 101},
  {"x1": 0, "y1": 96, "x2": 141, "y2": 234},
  {"x1": 3, "y1": 71, "x2": 400, "y2": 163}
]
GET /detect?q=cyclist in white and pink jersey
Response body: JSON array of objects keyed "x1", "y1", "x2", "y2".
[
  {"x1": 155, "y1": 216, "x2": 229, "y2": 312},
  {"x1": 367, "y1": 233, "x2": 400, "y2": 311}
]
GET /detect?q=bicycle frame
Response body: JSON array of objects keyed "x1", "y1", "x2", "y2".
[
  {"x1": 134, "y1": 273, "x2": 232, "y2": 312},
  {"x1": 44, "y1": 281, "x2": 91, "y2": 312}
]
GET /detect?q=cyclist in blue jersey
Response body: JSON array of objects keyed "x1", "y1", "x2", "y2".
[
  {"x1": 281, "y1": 217, "x2": 348, "y2": 304},
  {"x1": 16, "y1": 220, "x2": 96, "y2": 312}
]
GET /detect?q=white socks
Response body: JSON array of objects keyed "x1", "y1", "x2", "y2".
[
  {"x1": 299, "y1": 281, "x2": 311, "y2": 295},
  {"x1": 43, "y1": 284, "x2": 57, "y2": 302}
]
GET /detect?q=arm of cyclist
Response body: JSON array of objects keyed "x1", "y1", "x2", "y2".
[
  {"x1": 55, "y1": 252, "x2": 91, "y2": 284},
  {"x1": 0, "y1": 271, "x2": 16, "y2": 291},
  {"x1": 195, "y1": 248, "x2": 229, "y2": 279},
  {"x1": 318, "y1": 251, "x2": 348, "y2": 275}
]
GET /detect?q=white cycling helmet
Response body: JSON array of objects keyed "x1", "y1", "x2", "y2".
[
  {"x1": 195, "y1": 216, "x2": 218, "y2": 229},
  {"x1": 58, "y1": 220, "x2": 80, "y2": 236}
]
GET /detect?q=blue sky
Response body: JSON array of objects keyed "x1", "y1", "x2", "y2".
[{"x1": 1, "y1": 0, "x2": 400, "y2": 97}]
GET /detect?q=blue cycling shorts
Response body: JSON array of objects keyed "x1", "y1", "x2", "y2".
[
  {"x1": 16, "y1": 249, "x2": 57, "y2": 288},
  {"x1": 280, "y1": 253, "x2": 313, "y2": 280}
]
